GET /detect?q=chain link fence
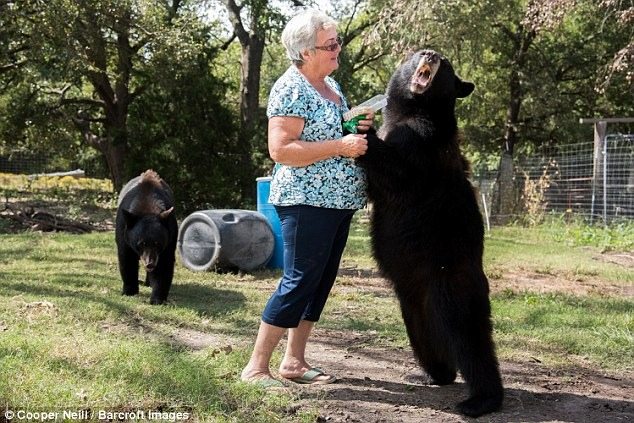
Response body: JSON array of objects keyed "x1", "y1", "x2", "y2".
[
  {"x1": 475, "y1": 133, "x2": 634, "y2": 224},
  {"x1": 0, "y1": 150, "x2": 52, "y2": 175}
]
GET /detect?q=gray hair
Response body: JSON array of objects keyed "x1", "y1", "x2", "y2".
[{"x1": 281, "y1": 9, "x2": 337, "y2": 66}]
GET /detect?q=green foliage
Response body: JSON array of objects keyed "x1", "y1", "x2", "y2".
[
  {"x1": 126, "y1": 12, "x2": 242, "y2": 214},
  {"x1": 1, "y1": 0, "x2": 632, "y2": 211},
  {"x1": 547, "y1": 216, "x2": 634, "y2": 252},
  {"x1": 370, "y1": 0, "x2": 634, "y2": 169}
]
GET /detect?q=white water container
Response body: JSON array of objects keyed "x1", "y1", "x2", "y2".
[{"x1": 177, "y1": 210, "x2": 274, "y2": 272}]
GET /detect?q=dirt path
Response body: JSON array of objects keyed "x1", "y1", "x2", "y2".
[
  {"x1": 281, "y1": 327, "x2": 633, "y2": 423},
  {"x1": 173, "y1": 267, "x2": 633, "y2": 423},
  {"x1": 282, "y1": 266, "x2": 633, "y2": 423}
]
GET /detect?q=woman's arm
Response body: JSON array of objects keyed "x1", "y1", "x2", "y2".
[{"x1": 268, "y1": 116, "x2": 368, "y2": 167}]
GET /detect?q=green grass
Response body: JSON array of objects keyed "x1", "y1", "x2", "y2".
[
  {"x1": 0, "y1": 216, "x2": 632, "y2": 421},
  {"x1": 0, "y1": 233, "x2": 312, "y2": 422},
  {"x1": 484, "y1": 225, "x2": 633, "y2": 285},
  {"x1": 493, "y1": 291, "x2": 633, "y2": 368}
]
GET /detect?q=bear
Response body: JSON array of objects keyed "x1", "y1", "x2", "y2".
[
  {"x1": 115, "y1": 170, "x2": 177, "y2": 305},
  {"x1": 355, "y1": 49, "x2": 503, "y2": 417}
]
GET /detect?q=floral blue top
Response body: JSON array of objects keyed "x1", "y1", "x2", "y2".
[{"x1": 266, "y1": 66, "x2": 367, "y2": 209}]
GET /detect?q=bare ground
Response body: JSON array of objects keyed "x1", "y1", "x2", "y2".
[
  {"x1": 289, "y1": 328, "x2": 633, "y2": 423},
  {"x1": 289, "y1": 267, "x2": 632, "y2": 423}
]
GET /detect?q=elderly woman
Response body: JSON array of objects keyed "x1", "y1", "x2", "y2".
[{"x1": 241, "y1": 9, "x2": 372, "y2": 387}]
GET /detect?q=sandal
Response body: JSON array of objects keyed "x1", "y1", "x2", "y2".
[{"x1": 286, "y1": 367, "x2": 337, "y2": 385}]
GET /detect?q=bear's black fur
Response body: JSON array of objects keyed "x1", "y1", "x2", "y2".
[
  {"x1": 356, "y1": 50, "x2": 503, "y2": 417},
  {"x1": 115, "y1": 170, "x2": 177, "y2": 305}
]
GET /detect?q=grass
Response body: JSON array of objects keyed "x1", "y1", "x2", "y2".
[
  {"x1": 493, "y1": 291, "x2": 633, "y2": 368},
  {"x1": 0, "y1": 215, "x2": 632, "y2": 421},
  {"x1": 483, "y1": 223, "x2": 633, "y2": 285}
]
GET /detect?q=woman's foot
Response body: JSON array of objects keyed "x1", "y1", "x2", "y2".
[
  {"x1": 241, "y1": 368, "x2": 286, "y2": 390},
  {"x1": 241, "y1": 366, "x2": 272, "y2": 382}
]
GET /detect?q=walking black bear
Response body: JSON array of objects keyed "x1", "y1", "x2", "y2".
[
  {"x1": 115, "y1": 170, "x2": 177, "y2": 305},
  {"x1": 356, "y1": 50, "x2": 503, "y2": 417}
]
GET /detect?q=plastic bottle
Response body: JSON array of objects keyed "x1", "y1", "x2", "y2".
[{"x1": 342, "y1": 94, "x2": 388, "y2": 134}]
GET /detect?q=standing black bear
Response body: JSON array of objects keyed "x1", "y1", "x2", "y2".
[
  {"x1": 115, "y1": 170, "x2": 177, "y2": 305},
  {"x1": 356, "y1": 50, "x2": 503, "y2": 417}
]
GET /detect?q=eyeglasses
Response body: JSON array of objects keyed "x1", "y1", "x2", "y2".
[{"x1": 314, "y1": 36, "x2": 343, "y2": 52}]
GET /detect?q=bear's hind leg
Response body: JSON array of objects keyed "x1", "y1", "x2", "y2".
[
  {"x1": 400, "y1": 296, "x2": 457, "y2": 385},
  {"x1": 450, "y1": 282, "x2": 503, "y2": 417},
  {"x1": 455, "y1": 330, "x2": 503, "y2": 417}
]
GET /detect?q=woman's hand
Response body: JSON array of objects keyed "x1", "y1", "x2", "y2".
[
  {"x1": 356, "y1": 111, "x2": 375, "y2": 133},
  {"x1": 338, "y1": 133, "x2": 367, "y2": 158}
]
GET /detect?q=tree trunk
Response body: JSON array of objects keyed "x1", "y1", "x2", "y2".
[
  {"x1": 223, "y1": 0, "x2": 269, "y2": 205},
  {"x1": 237, "y1": 35, "x2": 265, "y2": 203},
  {"x1": 80, "y1": 6, "x2": 133, "y2": 192},
  {"x1": 494, "y1": 72, "x2": 521, "y2": 223},
  {"x1": 73, "y1": 117, "x2": 128, "y2": 191},
  {"x1": 103, "y1": 138, "x2": 127, "y2": 191},
  {"x1": 493, "y1": 26, "x2": 535, "y2": 223}
]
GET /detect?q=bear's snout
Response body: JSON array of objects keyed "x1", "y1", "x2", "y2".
[{"x1": 141, "y1": 251, "x2": 159, "y2": 272}]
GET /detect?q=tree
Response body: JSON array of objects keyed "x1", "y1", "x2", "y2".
[
  {"x1": 598, "y1": 0, "x2": 633, "y2": 90},
  {"x1": 0, "y1": 1, "x2": 30, "y2": 83},
  {"x1": 217, "y1": 0, "x2": 388, "y2": 201},
  {"x1": 1, "y1": 0, "x2": 205, "y2": 190},
  {"x1": 126, "y1": 12, "x2": 241, "y2": 213},
  {"x1": 1, "y1": 0, "x2": 247, "y2": 213},
  {"x1": 218, "y1": 0, "x2": 290, "y2": 201},
  {"x1": 371, "y1": 0, "x2": 631, "y2": 221},
  {"x1": 331, "y1": 0, "x2": 391, "y2": 104}
]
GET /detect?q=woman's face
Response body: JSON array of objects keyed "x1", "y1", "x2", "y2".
[{"x1": 305, "y1": 27, "x2": 341, "y2": 75}]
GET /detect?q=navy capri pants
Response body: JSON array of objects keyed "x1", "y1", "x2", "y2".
[{"x1": 261, "y1": 205, "x2": 355, "y2": 328}]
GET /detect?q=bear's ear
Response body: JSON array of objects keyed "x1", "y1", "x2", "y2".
[
  {"x1": 159, "y1": 207, "x2": 174, "y2": 220},
  {"x1": 400, "y1": 49, "x2": 416, "y2": 65},
  {"x1": 456, "y1": 78, "x2": 475, "y2": 98},
  {"x1": 122, "y1": 209, "x2": 140, "y2": 227}
]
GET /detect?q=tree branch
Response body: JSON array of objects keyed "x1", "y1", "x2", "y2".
[
  {"x1": 222, "y1": 0, "x2": 249, "y2": 45},
  {"x1": 71, "y1": 113, "x2": 106, "y2": 151},
  {"x1": 0, "y1": 59, "x2": 27, "y2": 74},
  {"x1": 221, "y1": 31, "x2": 237, "y2": 50},
  {"x1": 44, "y1": 84, "x2": 105, "y2": 108}
]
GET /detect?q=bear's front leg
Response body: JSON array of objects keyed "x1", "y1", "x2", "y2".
[
  {"x1": 147, "y1": 249, "x2": 175, "y2": 305},
  {"x1": 118, "y1": 245, "x2": 140, "y2": 296}
]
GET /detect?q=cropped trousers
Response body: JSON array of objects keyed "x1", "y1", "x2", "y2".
[{"x1": 261, "y1": 205, "x2": 355, "y2": 328}]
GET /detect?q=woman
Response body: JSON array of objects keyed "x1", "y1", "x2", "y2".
[{"x1": 241, "y1": 9, "x2": 373, "y2": 387}]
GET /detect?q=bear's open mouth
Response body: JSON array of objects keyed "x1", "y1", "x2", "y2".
[{"x1": 410, "y1": 59, "x2": 439, "y2": 94}]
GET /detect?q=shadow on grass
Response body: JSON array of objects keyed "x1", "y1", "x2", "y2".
[
  {"x1": 172, "y1": 281, "x2": 248, "y2": 317},
  {"x1": 0, "y1": 276, "x2": 246, "y2": 321}
]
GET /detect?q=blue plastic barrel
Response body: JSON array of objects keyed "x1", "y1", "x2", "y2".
[{"x1": 256, "y1": 177, "x2": 284, "y2": 269}]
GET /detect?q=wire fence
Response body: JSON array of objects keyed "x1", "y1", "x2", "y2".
[
  {"x1": 0, "y1": 150, "x2": 52, "y2": 175},
  {"x1": 475, "y1": 133, "x2": 634, "y2": 224},
  {"x1": 3, "y1": 133, "x2": 634, "y2": 225}
]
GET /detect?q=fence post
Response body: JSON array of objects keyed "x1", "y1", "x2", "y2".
[
  {"x1": 581, "y1": 117, "x2": 634, "y2": 223},
  {"x1": 589, "y1": 121, "x2": 606, "y2": 223}
]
